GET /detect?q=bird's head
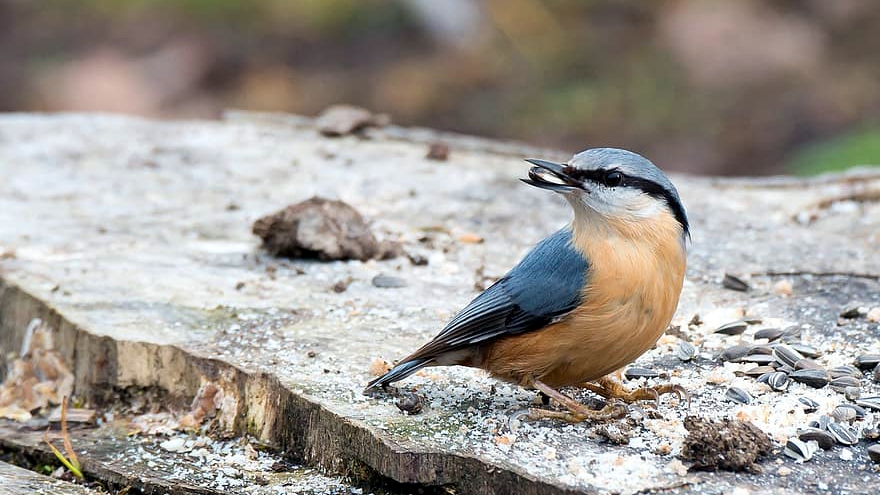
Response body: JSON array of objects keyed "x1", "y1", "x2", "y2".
[{"x1": 522, "y1": 148, "x2": 689, "y2": 239}]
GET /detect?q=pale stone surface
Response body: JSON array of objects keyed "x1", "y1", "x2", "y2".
[{"x1": 0, "y1": 113, "x2": 879, "y2": 494}]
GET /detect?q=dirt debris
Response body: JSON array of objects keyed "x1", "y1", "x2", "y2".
[
  {"x1": 426, "y1": 141, "x2": 450, "y2": 161},
  {"x1": 315, "y1": 104, "x2": 390, "y2": 137},
  {"x1": 681, "y1": 416, "x2": 772, "y2": 473},
  {"x1": 252, "y1": 196, "x2": 399, "y2": 261},
  {"x1": 0, "y1": 319, "x2": 73, "y2": 422}
]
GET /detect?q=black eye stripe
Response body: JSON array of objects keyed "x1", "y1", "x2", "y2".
[{"x1": 563, "y1": 166, "x2": 690, "y2": 236}]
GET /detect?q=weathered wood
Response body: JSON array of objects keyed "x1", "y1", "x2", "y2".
[
  {"x1": 0, "y1": 460, "x2": 99, "y2": 495},
  {"x1": 0, "y1": 113, "x2": 878, "y2": 494}
]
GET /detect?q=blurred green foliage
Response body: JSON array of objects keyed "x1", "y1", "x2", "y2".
[{"x1": 788, "y1": 127, "x2": 880, "y2": 176}]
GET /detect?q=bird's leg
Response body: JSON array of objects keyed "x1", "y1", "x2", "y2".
[
  {"x1": 580, "y1": 375, "x2": 688, "y2": 406},
  {"x1": 526, "y1": 380, "x2": 627, "y2": 423}
]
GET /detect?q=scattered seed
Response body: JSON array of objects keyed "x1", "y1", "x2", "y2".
[
  {"x1": 780, "y1": 326, "x2": 802, "y2": 343},
  {"x1": 869, "y1": 444, "x2": 880, "y2": 464},
  {"x1": 789, "y1": 343, "x2": 821, "y2": 358},
  {"x1": 722, "y1": 273, "x2": 749, "y2": 291},
  {"x1": 720, "y1": 344, "x2": 751, "y2": 362},
  {"x1": 839, "y1": 304, "x2": 864, "y2": 319},
  {"x1": 845, "y1": 387, "x2": 861, "y2": 401},
  {"x1": 784, "y1": 438, "x2": 815, "y2": 462},
  {"x1": 756, "y1": 372, "x2": 773, "y2": 384},
  {"x1": 748, "y1": 345, "x2": 774, "y2": 355},
  {"x1": 767, "y1": 372, "x2": 790, "y2": 391},
  {"x1": 739, "y1": 354, "x2": 777, "y2": 365},
  {"x1": 624, "y1": 367, "x2": 659, "y2": 379},
  {"x1": 789, "y1": 369, "x2": 830, "y2": 388},
  {"x1": 798, "y1": 397, "x2": 819, "y2": 412},
  {"x1": 797, "y1": 428, "x2": 836, "y2": 450},
  {"x1": 726, "y1": 386, "x2": 752, "y2": 404},
  {"x1": 828, "y1": 422, "x2": 858, "y2": 446},
  {"x1": 807, "y1": 416, "x2": 831, "y2": 430},
  {"x1": 743, "y1": 365, "x2": 776, "y2": 378},
  {"x1": 776, "y1": 364, "x2": 795, "y2": 374},
  {"x1": 372, "y1": 274, "x2": 407, "y2": 288},
  {"x1": 856, "y1": 396, "x2": 880, "y2": 411},
  {"x1": 829, "y1": 376, "x2": 860, "y2": 393},
  {"x1": 829, "y1": 365, "x2": 862, "y2": 379},
  {"x1": 795, "y1": 359, "x2": 823, "y2": 371},
  {"x1": 753, "y1": 328, "x2": 783, "y2": 342},
  {"x1": 863, "y1": 428, "x2": 880, "y2": 440},
  {"x1": 676, "y1": 341, "x2": 696, "y2": 362},
  {"x1": 855, "y1": 354, "x2": 880, "y2": 370},
  {"x1": 832, "y1": 405, "x2": 857, "y2": 423},
  {"x1": 715, "y1": 320, "x2": 748, "y2": 335},
  {"x1": 773, "y1": 345, "x2": 805, "y2": 368}
]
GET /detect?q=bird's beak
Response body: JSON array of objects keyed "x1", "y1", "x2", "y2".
[{"x1": 520, "y1": 159, "x2": 582, "y2": 193}]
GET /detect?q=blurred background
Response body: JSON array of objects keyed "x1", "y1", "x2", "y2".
[{"x1": 3, "y1": 0, "x2": 880, "y2": 175}]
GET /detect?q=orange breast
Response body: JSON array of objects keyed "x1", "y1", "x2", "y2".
[{"x1": 480, "y1": 210, "x2": 686, "y2": 388}]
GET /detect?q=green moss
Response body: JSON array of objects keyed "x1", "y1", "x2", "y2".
[{"x1": 787, "y1": 127, "x2": 880, "y2": 176}]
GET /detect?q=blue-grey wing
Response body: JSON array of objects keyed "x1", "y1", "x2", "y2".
[
  {"x1": 411, "y1": 227, "x2": 588, "y2": 355},
  {"x1": 365, "y1": 228, "x2": 589, "y2": 390}
]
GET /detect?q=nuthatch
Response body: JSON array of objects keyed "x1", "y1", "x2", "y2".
[{"x1": 366, "y1": 148, "x2": 689, "y2": 422}]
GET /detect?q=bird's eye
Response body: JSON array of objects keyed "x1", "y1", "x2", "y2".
[{"x1": 603, "y1": 171, "x2": 623, "y2": 187}]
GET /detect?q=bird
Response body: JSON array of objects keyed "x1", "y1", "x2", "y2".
[{"x1": 365, "y1": 148, "x2": 689, "y2": 422}]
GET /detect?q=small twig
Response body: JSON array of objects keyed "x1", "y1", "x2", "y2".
[{"x1": 43, "y1": 396, "x2": 83, "y2": 479}]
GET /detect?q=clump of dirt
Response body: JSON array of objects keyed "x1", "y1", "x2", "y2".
[
  {"x1": 252, "y1": 196, "x2": 399, "y2": 261},
  {"x1": 680, "y1": 416, "x2": 771, "y2": 473}
]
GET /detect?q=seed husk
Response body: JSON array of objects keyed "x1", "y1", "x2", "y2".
[
  {"x1": 743, "y1": 365, "x2": 776, "y2": 378},
  {"x1": 868, "y1": 444, "x2": 880, "y2": 464},
  {"x1": 715, "y1": 320, "x2": 749, "y2": 335},
  {"x1": 773, "y1": 345, "x2": 805, "y2": 368},
  {"x1": 795, "y1": 358, "x2": 823, "y2": 371},
  {"x1": 797, "y1": 427, "x2": 836, "y2": 450},
  {"x1": 807, "y1": 415, "x2": 831, "y2": 430},
  {"x1": 828, "y1": 422, "x2": 858, "y2": 446},
  {"x1": 767, "y1": 372, "x2": 790, "y2": 391},
  {"x1": 855, "y1": 396, "x2": 880, "y2": 411},
  {"x1": 726, "y1": 386, "x2": 752, "y2": 404},
  {"x1": 676, "y1": 341, "x2": 696, "y2": 362},
  {"x1": 829, "y1": 375, "x2": 860, "y2": 393},
  {"x1": 720, "y1": 344, "x2": 751, "y2": 362},
  {"x1": 789, "y1": 369, "x2": 830, "y2": 388},
  {"x1": 624, "y1": 367, "x2": 659, "y2": 379},
  {"x1": 855, "y1": 354, "x2": 880, "y2": 370},
  {"x1": 839, "y1": 304, "x2": 863, "y2": 319},
  {"x1": 722, "y1": 273, "x2": 749, "y2": 292},
  {"x1": 780, "y1": 326, "x2": 802, "y2": 342},
  {"x1": 753, "y1": 328, "x2": 783, "y2": 342},
  {"x1": 789, "y1": 343, "x2": 821, "y2": 358},
  {"x1": 798, "y1": 396, "x2": 819, "y2": 412},
  {"x1": 748, "y1": 344, "x2": 774, "y2": 355},
  {"x1": 845, "y1": 386, "x2": 861, "y2": 401},
  {"x1": 829, "y1": 365, "x2": 862, "y2": 379},
  {"x1": 784, "y1": 438, "x2": 816, "y2": 461},
  {"x1": 832, "y1": 405, "x2": 857, "y2": 423},
  {"x1": 740, "y1": 354, "x2": 777, "y2": 365}
]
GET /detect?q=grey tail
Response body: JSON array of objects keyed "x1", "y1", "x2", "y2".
[{"x1": 364, "y1": 358, "x2": 431, "y2": 391}]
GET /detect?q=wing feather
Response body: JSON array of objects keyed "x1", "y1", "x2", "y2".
[{"x1": 366, "y1": 228, "x2": 588, "y2": 390}]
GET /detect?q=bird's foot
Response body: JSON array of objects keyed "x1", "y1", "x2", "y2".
[
  {"x1": 525, "y1": 380, "x2": 627, "y2": 423},
  {"x1": 580, "y1": 377, "x2": 689, "y2": 406}
]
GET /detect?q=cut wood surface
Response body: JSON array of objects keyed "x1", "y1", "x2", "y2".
[{"x1": 0, "y1": 113, "x2": 878, "y2": 494}]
